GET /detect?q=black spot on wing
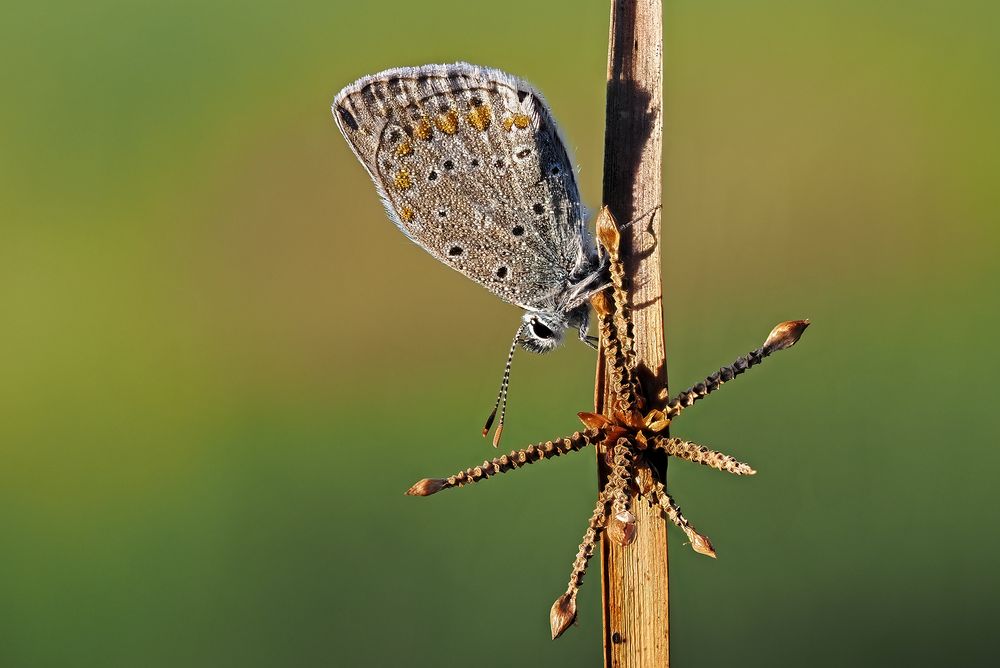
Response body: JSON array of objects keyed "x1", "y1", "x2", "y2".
[{"x1": 337, "y1": 107, "x2": 359, "y2": 131}]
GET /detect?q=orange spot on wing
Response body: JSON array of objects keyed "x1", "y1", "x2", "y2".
[
  {"x1": 434, "y1": 109, "x2": 459, "y2": 134},
  {"x1": 393, "y1": 170, "x2": 413, "y2": 190},
  {"x1": 413, "y1": 117, "x2": 433, "y2": 140},
  {"x1": 502, "y1": 113, "x2": 531, "y2": 131},
  {"x1": 467, "y1": 104, "x2": 492, "y2": 131}
]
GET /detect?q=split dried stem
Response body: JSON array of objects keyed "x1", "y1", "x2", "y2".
[{"x1": 597, "y1": 0, "x2": 669, "y2": 664}]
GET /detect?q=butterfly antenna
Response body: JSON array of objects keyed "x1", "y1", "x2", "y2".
[
  {"x1": 483, "y1": 328, "x2": 520, "y2": 448},
  {"x1": 619, "y1": 203, "x2": 662, "y2": 232}
]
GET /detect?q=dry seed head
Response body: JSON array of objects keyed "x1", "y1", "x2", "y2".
[
  {"x1": 690, "y1": 531, "x2": 717, "y2": 559},
  {"x1": 595, "y1": 206, "x2": 621, "y2": 255},
  {"x1": 600, "y1": 426, "x2": 629, "y2": 447},
  {"x1": 617, "y1": 408, "x2": 645, "y2": 430},
  {"x1": 762, "y1": 319, "x2": 810, "y2": 353},
  {"x1": 550, "y1": 592, "x2": 578, "y2": 640},
  {"x1": 577, "y1": 411, "x2": 611, "y2": 430},
  {"x1": 607, "y1": 510, "x2": 638, "y2": 546},
  {"x1": 591, "y1": 290, "x2": 613, "y2": 317},
  {"x1": 643, "y1": 409, "x2": 670, "y2": 433},
  {"x1": 405, "y1": 478, "x2": 447, "y2": 496}
]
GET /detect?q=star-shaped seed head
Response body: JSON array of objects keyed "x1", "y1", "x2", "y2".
[{"x1": 403, "y1": 207, "x2": 809, "y2": 639}]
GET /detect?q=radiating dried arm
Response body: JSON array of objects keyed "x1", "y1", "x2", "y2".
[
  {"x1": 595, "y1": 207, "x2": 637, "y2": 371},
  {"x1": 405, "y1": 430, "x2": 599, "y2": 496},
  {"x1": 645, "y1": 481, "x2": 716, "y2": 558},
  {"x1": 664, "y1": 320, "x2": 809, "y2": 418},
  {"x1": 650, "y1": 437, "x2": 756, "y2": 476},
  {"x1": 592, "y1": 290, "x2": 642, "y2": 413},
  {"x1": 605, "y1": 440, "x2": 638, "y2": 546},
  {"x1": 550, "y1": 491, "x2": 612, "y2": 640}
]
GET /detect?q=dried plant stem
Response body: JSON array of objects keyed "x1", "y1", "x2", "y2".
[
  {"x1": 551, "y1": 492, "x2": 613, "y2": 639},
  {"x1": 605, "y1": 441, "x2": 638, "y2": 547},
  {"x1": 651, "y1": 437, "x2": 756, "y2": 476},
  {"x1": 607, "y1": 442, "x2": 634, "y2": 515},
  {"x1": 593, "y1": 291, "x2": 641, "y2": 411},
  {"x1": 646, "y1": 481, "x2": 716, "y2": 559},
  {"x1": 664, "y1": 320, "x2": 809, "y2": 419},
  {"x1": 596, "y1": 208, "x2": 638, "y2": 375},
  {"x1": 405, "y1": 430, "x2": 598, "y2": 497},
  {"x1": 597, "y1": 0, "x2": 669, "y2": 665}
]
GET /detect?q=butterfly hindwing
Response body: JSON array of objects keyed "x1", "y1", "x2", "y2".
[{"x1": 333, "y1": 63, "x2": 590, "y2": 312}]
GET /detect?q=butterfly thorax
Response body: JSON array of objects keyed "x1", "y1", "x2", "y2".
[{"x1": 520, "y1": 252, "x2": 606, "y2": 353}]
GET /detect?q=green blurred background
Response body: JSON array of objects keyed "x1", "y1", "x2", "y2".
[{"x1": 2, "y1": 0, "x2": 998, "y2": 666}]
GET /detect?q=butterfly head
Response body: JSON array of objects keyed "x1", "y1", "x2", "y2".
[
  {"x1": 520, "y1": 304, "x2": 590, "y2": 354},
  {"x1": 520, "y1": 313, "x2": 565, "y2": 353}
]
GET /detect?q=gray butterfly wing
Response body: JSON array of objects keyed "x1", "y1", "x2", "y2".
[{"x1": 333, "y1": 63, "x2": 592, "y2": 312}]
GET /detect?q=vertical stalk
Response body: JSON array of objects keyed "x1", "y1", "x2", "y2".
[{"x1": 596, "y1": 0, "x2": 668, "y2": 666}]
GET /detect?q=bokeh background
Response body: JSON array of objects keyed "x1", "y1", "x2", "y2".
[{"x1": 2, "y1": 1, "x2": 998, "y2": 666}]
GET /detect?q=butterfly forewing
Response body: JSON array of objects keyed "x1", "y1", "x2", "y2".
[{"x1": 333, "y1": 63, "x2": 589, "y2": 312}]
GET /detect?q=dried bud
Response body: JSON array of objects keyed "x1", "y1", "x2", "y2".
[
  {"x1": 615, "y1": 408, "x2": 645, "y2": 430},
  {"x1": 643, "y1": 409, "x2": 670, "y2": 433},
  {"x1": 595, "y1": 206, "x2": 621, "y2": 255},
  {"x1": 647, "y1": 417, "x2": 670, "y2": 433},
  {"x1": 578, "y1": 411, "x2": 611, "y2": 430},
  {"x1": 762, "y1": 319, "x2": 810, "y2": 354},
  {"x1": 689, "y1": 531, "x2": 717, "y2": 559},
  {"x1": 601, "y1": 426, "x2": 629, "y2": 447},
  {"x1": 550, "y1": 591, "x2": 578, "y2": 639},
  {"x1": 591, "y1": 290, "x2": 613, "y2": 317},
  {"x1": 404, "y1": 478, "x2": 447, "y2": 497},
  {"x1": 607, "y1": 510, "x2": 638, "y2": 546}
]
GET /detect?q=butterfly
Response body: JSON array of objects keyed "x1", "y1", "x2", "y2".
[{"x1": 333, "y1": 63, "x2": 606, "y2": 445}]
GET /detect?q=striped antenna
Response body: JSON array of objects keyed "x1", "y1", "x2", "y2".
[{"x1": 482, "y1": 328, "x2": 521, "y2": 447}]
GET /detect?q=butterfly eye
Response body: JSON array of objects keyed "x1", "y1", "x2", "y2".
[{"x1": 530, "y1": 320, "x2": 555, "y2": 340}]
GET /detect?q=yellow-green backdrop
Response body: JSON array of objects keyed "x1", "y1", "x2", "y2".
[{"x1": 2, "y1": 1, "x2": 997, "y2": 666}]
